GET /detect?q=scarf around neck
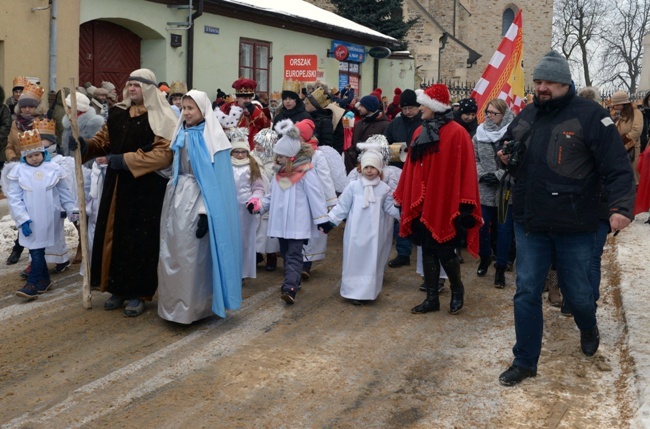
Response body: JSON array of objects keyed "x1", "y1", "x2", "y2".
[
  {"x1": 274, "y1": 154, "x2": 312, "y2": 190},
  {"x1": 410, "y1": 110, "x2": 454, "y2": 162},
  {"x1": 361, "y1": 176, "x2": 380, "y2": 208},
  {"x1": 231, "y1": 155, "x2": 251, "y2": 166}
]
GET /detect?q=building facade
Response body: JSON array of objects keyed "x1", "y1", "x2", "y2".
[
  {"x1": 308, "y1": 0, "x2": 554, "y2": 89},
  {"x1": 1, "y1": 0, "x2": 414, "y2": 102}
]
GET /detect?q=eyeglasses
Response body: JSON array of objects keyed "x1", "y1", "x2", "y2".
[
  {"x1": 486, "y1": 111, "x2": 502, "y2": 116},
  {"x1": 231, "y1": 150, "x2": 248, "y2": 155}
]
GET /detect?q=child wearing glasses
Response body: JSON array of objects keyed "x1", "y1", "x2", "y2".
[
  {"x1": 158, "y1": 90, "x2": 242, "y2": 324},
  {"x1": 230, "y1": 129, "x2": 266, "y2": 280}
]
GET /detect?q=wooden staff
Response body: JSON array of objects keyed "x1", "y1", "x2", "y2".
[{"x1": 62, "y1": 82, "x2": 92, "y2": 309}]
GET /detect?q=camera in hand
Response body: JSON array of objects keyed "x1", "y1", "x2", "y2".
[{"x1": 502, "y1": 140, "x2": 526, "y2": 169}]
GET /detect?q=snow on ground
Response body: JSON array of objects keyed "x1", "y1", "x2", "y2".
[{"x1": 615, "y1": 212, "x2": 650, "y2": 428}]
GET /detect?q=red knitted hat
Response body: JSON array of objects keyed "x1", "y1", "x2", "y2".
[
  {"x1": 392, "y1": 88, "x2": 402, "y2": 105},
  {"x1": 416, "y1": 84, "x2": 451, "y2": 112},
  {"x1": 370, "y1": 87, "x2": 383, "y2": 101},
  {"x1": 295, "y1": 119, "x2": 315, "y2": 142}
]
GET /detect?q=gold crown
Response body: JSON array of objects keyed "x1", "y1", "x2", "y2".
[
  {"x1": 33, "y1": 118, "x2": 56, "y2": 135},
  {"x1": 270, "y1": 91, "x2": 282, "y2": 101},
  {"x1": 21, "y1": 82, "x2": 45, "y2": 101},
  {"x1": 169, "y1": 81, "x2": 188, "y2": 95},
  {"x1": 282, "y1": 79, "x2": 303, "y2": 95},
  {"x1": 13, "y1": 76, "x2": 29, "y2": 88},
  {"x1": 18, "y1": 129, "x2": 43, "y2": 148}
]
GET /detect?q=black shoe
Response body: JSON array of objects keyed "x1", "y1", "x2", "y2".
[
  {"x1": 6, "y1": 248, "x2": 22, "y2": 265},
  {"x1": 560, "y1": 300, "x2": 572, "y2": 317},
  {"x1": 301, "y1": 265, "x2": 311, "y2": 281},
  {"x1": 265, "y1": 253, "x2": 277, "y2": 271},
  {"x1": 256, "y1": 253, "x2": 264, "y2": 264},
  {"x1": 411, "y1": 298, "x2": 440, "y2": 313},
  {"x1": 281, "y1": 287, "x2": 297, "y2": 305},
  {"x1": 104, "y1": 294, "x2": 127, "y2": 310},
  {"x1": 581, "y1": 325, "x2": 600, "y2": 357},
  {"x1": 477, "y1": 257, "x2": 491, "y2": 276},
  {"x1": 499, "y1": 365, "x2": 537, "y2": 386},
  {"x1": 419, "y1": 282, "x2": 426, "y2": 291},
  {"x1": 494, "y1": 266, "x2": 506, "y2": 288},
  {"x1": 388, "y1": 255, "x2": 410, "y2": 268}
]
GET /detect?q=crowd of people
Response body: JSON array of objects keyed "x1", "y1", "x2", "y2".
[{"x1": 0, "y1": 50, "x2": 647, "y2": 387}]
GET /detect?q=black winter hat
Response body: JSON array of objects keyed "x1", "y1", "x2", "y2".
[
  {"x1": 458, "y1": 98, "x2": 478, "y2": 114},
  {"x1": 399, "y1": 89, "x2": 419, "y2": 108}
]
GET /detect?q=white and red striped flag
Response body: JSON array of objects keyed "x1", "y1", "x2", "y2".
[{"x1": 471, "y1": 10, "x2": 526, "y2": 123}]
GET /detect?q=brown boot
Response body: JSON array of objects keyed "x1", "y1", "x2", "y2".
[
  {"x1": 72, "y1": 242, "x2": 82, "y2": 264},
  {"x1": 546, "y1": 270, "x2": 561, "y2": 307}
]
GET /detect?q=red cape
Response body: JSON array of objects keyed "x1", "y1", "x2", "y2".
[
  {"x1": 394, "y1": 121, "x2": 482, "y2": 257},
  {"x1": 634, "y1": 147, "x2": 650, "y2": 215}
]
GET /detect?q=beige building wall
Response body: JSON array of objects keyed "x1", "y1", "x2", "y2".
[{"x1": 0, "y1": 0, "x2": 80, "y2": 96}]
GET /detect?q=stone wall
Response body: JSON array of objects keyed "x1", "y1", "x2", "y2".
[{"x1": 304, "y1": 0, "x2": 554, "y2": 87}]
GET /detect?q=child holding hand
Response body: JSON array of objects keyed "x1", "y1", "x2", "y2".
[
  {"x1": 326, "y1": 150, "x2": 400, "y2": 305},
  {"x1": 5, "y1": 129, "x2": 78, "y2": 299},
  {"x1": 255, "y1": 119, "x2": 330, "y2": 304}
]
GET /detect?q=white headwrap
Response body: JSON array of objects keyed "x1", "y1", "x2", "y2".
[
  {"x1": 171, "y1": 89, "x2": 231, "y2": 162},
  {"x1": 116, "y1": 68, "x2": 177, "y2": 141}
]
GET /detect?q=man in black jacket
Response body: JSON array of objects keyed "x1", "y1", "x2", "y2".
[
  {"x1": 497, "y1": 51, "x2": 636, "y2": 387},
  {"x1": 384, "y1": 89, "x2": 422, "y2": 268}
]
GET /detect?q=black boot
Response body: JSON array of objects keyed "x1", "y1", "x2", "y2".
[
  {"x1": 6, "y1": 239, "x2": 23, "y2": 265},
  {"x1": 476, "y1": 257, "x2": 491, "y2": 276},
  {"x1": 494, "y1": 266, "x2": 506, "y2": 288},
  {"x1": 440, "y1": 255, "x2": 464, "y2": 314},
  {"x1": 411, "y1": 250, "x2": 440, "y2": 313},
  {"x1": 449, "y1": 283, "x2": 464, "y2": 314}
]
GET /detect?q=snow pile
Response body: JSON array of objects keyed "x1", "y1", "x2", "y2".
[{"x1": 615, "y1": 212, "x2": 650, "y2": 428}]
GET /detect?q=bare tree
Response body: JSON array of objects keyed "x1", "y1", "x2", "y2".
[
  {"x1": 552, "y1": 0, "x2": 606, "y2": 87},
  {"x1": 599, "y1": 0, "x2": 650, "y2": 93}
]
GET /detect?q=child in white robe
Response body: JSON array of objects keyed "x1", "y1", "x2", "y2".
[
  {"x1": 326, "y1": 150, "x2": 400, "y2": 304},
  {"x1": 230, "y1": 130, "x2": 266, "y2": 279},
  {"x1": 6, "y1": 129, "x2": 77, "y2": 300},
  {"x1": 256, "y1": 119, "x2": 330, "y2": 305},
  {"x1": 252, "y1": 128, "x2": 280, "y2": 271},
  {"x1": 294, "y1": 119, "x2": 338, "y2": 280}
]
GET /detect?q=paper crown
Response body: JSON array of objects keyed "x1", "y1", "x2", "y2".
[
  {"x1": 18, "y1": 129, "x2": 45, "y2": 155},
  {"x1": 13, "y1": 76, "x2": 29, "y2": 89},
  {"x1": 282, "y1": 79, "x2": 302, "y2": 95},
  {"x1": 21, "y1": 82, "x2": 45, "y2": 101},
  {"x1": 33, "y1": 118, "x2": 56, "y2": 135},
  {"x1": 169, "y1": 81, "x2": 188, "y2": 95},
  {"x1": 270, "y1": 91, "x2": 282, "y2": 101}
]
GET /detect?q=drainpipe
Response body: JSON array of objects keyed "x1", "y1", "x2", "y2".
[
  {"x1": 49, "y1": 0, "x2": 58, "y2": 92},
  {"x1": 187, "y1": 0, "x2": 203, "y2": 89}
]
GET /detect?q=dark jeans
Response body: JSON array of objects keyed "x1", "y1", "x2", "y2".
[
  {"x1": 589, "y1": 220, "x2": 610, "y2": 304},
  {"x1": 479, "y1": 204, "x2": 513, "y2": 268},
  {"x1": 394, "y1": 220, "x2": 413, "y2": 258},
  {"x1": 279, "y1": 238, "x2": 305, "y2": 292},
  {"x1": 26, "y1": 248, "x2": 50, "y2": 286},
  {"x1": 511, "y1": 222, "x2": 596, "y2": 370}
]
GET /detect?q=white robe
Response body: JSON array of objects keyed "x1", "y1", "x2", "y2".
[
  {"x1": 6, "y1": 161, "x2": 76, "y2": 250},
  {"x1": 232, "y1": 162, "x2": 265, "y2": 279},
  {"x1": 328, "y1": 179, "x2": 400, "y2": 300},
  {"x1": 255, "y1": 157, "x2": 279, "y2": 253},
  {"x1": 303, "y1": 150, "x2": 338, "y2": 263},
  {"x1": 45, "y1": 154, "x2": 77, "y2": 263},
  {"x1": 261, "y1": 167, "x2": 328, "y2": 240}
]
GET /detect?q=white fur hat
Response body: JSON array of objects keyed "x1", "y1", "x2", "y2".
[
  {"x1": 65, "y1": 92, "x2": 91, "y2": 113},
  {"x1": 273, "y1": 119, "x2": 301, "y2": 157},
  {"x1": 361, "y1": 150, "x2": 383, "y2": 173}
]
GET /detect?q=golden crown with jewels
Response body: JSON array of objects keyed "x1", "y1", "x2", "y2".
[
  {"x1": 282, "y1": 79, "x2": 302, "y2": 95},
  {"x1": 33, "y1": 118, "x2": 56, "y2": 135},
  {"x1": 18, "y1": 129, "x2": 45, "y2": 155},
  {"x1": 21, "y1": 82, "x2": 45, "y2": 101},
  {"x1": 13, "y1": 76, "x2": 29, "y2": 89},
  {"x1": 169, "y1": 81, "x2": 188, "y2": 95}
]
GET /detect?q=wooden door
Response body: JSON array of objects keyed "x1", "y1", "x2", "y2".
[{"x1": 79, "y1": 20, "x2": 141, "y2": 95}]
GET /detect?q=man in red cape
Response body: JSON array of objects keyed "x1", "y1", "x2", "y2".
[
  {"x1": 634, "y1": 147, "x2": 650, "y2": 219},
  {"x1": 394, "y1": 84, "x2": 482, "y2": 315},
  {"x1": 216, "y1": 78, "x2": 270, "y2": 149}
]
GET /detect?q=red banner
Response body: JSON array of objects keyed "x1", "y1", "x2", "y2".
[
  {"x1": 284, "y1": 55, "x2": 318, "y2": 82},
  {"x1": 471, "y1": 10, "x2": 526, "y2": 123}
]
